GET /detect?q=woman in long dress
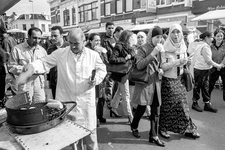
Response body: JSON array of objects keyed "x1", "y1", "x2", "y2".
[{"x1": 159, "y1": 24, "x2": 200, "y2": 139}]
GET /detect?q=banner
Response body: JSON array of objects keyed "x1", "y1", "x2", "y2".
[
  {"x1": 184, "y1": 0, "x2": 192, "y2": 7},
  {"x1": 146, "y1": 0, "x2": 156, "y2": 13}
]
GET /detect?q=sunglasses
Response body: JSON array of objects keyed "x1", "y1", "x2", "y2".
[{"x1": 32, "y1": 37, "x2": 41, "y2": 40}]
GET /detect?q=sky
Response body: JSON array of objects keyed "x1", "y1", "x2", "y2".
[{"x1": 6, "y1": 0, "x2": 50, "y2": 16}]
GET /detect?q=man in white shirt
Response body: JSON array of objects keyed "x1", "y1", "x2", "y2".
[
  {"x1": 9, "y1": 27, "x2": 47, "y2": 103},
  {"x1": 16, "y1": 28, "x2": 107, "y2": 150}
]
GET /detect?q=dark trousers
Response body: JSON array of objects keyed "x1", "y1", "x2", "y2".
[
  {"x1": 209, "y1": 67, "x2": 225, "y2": 101},
  {"x1": 192, "y1": 68, "x2": 210, "y2": 102},
  {"x1": 97, "y1": 97, "x2": 105, "y2": 119},
  {"x1": 131, "y1": 91, "x2": 160, "y2": 137},
  {"x1": 50, "y1": 84, "x2": 56, "y2": 99},
  {"x1": 105, "y1": 74, "x2": 115, "y2": 102},
  {"x1": 0, "y1": 65, "x2": 6, "y2": 101}
]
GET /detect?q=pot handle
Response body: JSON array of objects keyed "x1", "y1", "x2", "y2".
[{"x1": 60, "y1": 101, "x2": 77, "y2": 119}]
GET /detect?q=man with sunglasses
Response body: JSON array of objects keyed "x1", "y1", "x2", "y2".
[
  {"x1": 8, "y1": 27, "x2": 47, "y2": 103},
  {"x1": 47, "y1": 26, "x2": 69, "y2": 99}
]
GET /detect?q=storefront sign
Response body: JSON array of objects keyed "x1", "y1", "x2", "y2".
[
  {"x1": 192, "y1": 0, "x2": 225, "y2": 14},
  {"x1": 208, "y1": 5, "x2": 225, "y2": 11}
]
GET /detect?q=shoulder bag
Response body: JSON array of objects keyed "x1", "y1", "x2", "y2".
[{"x1": 183, "y1": 65, "x2": 194, "y2": 92}]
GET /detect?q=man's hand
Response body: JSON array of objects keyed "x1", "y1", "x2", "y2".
[
  {"x1": 15, "y1": 64, "x2": 34, "y2": 88},
  {"x1": 88, "y1": 78, "x2": 96, "y2": 88}
]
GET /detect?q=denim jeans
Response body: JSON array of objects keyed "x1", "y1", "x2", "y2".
[{"x1": 111, "y1": 80, "x2": 133, "y2": 118}]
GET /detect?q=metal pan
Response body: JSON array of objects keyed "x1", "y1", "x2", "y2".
[{"x1": 7, "y1": 101, "x2": 77, "y2": 135}]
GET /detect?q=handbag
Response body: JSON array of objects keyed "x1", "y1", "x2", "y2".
[
  {"x1": 107, "y1": 60, "x2": 133, "y2": 75},
  {"x1": 183, "y1": 66, "x2": 194, "y2": 92},
  {"x1": 129, "y1": 64, "x2": 149, "y2": 84}
]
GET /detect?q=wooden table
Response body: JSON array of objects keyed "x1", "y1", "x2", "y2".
[{"x1": 0, "y1": 109, "x2": 91, "y2": 150}]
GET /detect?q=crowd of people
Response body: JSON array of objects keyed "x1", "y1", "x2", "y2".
[{"x1": 0, "y1": 21, "x2": 224, "y2": 149}]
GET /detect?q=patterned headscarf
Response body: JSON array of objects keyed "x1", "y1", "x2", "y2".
[{"x1": 163, "y1": 24, "x2": 187, "y2": 54}]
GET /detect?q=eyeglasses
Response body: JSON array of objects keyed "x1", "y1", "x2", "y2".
[{"x1": 32, "y1": 37, "x2": 41, "y2": 40}]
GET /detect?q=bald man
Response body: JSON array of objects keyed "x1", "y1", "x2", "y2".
[{"x1": 16, "y1": 28, "x2": 107, "y2": 150}]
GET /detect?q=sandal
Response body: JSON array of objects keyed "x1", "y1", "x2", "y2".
[
  {"x1": 159, "y1": 130, "x2": 170, "y2": 139},
  {"x1": 184, "y1": 131, "x2": 200, "y2": 139}
]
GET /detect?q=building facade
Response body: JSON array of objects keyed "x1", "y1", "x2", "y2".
[
  {"x1": 8, "y1": 13, "x2": 51, "y2": 35},
  {"x1": 48, "y1": 0, "x2": 101, "y2": 31}
]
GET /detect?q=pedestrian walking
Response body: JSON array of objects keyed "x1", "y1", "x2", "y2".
[
  {"x1": 159, "y1": 24, "x2": 200, "y2": 139},
  {"x1": 130, "y1": 26, "x2": 165, "y2": 147},
  {"x1": 191, "y1": 31, "x2": 222, "y2": 113}
]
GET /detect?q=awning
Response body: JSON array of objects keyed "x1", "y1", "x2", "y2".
[
  {"x1": 191, "y1": 9, "x2": 225, "y2": 21},
  {"x1": 7, "y1": 28, "x2": 27, "y2": 34},
  {"x1": 130, "y1": 21, "x2": 188, "y2": 32},
  {"x1": 130, "y1": 23, "x2": 156, "y2": 31},
  {"x1": 0, "y1": 0, "x2": 21, "y2": 14},
  {"x1": 87, "y1": 25, "x2": 135, "y2": 34}
]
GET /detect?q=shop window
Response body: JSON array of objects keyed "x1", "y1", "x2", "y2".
[
  {"x1": 23, "y1": 24, "x2": 26, "y2": 31},
  {"x1": 116, "y1": 0, "x2": 123, "y2": 14},
  {"x1": 125, "y1": 0, "x2": 133, "y2": 12},
  {"x1": 72, "y1": 7, "x2": 76, "y2": 25},
  {"x1": 63, "y1": 9, "x2": 70, "y2": 26}
]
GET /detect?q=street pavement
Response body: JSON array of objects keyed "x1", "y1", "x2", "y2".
[{"x1": 97, "y1": 88, "x2": 225, "y2": 150}]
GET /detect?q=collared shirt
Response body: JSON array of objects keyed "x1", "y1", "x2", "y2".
[
  {"x1": 8, "y1": 41, "x2": 47, "y2": 96},
  {"x1": 9, "y1": 41, "x2": 47, "y2": 75},
  {"x1": 211, "y1": 41, "x2": 225, "y2": 65}
]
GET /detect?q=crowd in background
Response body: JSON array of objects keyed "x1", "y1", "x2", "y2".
[{"x1": 0, "y1": 21, "x2": 225, "y2": 149}]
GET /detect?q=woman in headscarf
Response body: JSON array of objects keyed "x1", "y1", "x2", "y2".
[
  {"x1": 159, "y1": 24, "x2": 200, "y2": 139},
  {"x1": 109, "y1": 30, "x2": 136, "y2": 123},
  {"x1": 132, "y1": 31, "x2": 151, "y2": 118},
  {"x1": 137, "y1": 31, "x2": 147, "y2": 47},
  {"x1": 130, "y1": 26, "x2": 165, "y2": 147}
]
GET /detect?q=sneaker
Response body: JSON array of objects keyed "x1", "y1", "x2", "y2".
[
  {"x1": 204, "y1": 102, "x2": 218, "y2": 113},
  {"x1": 192, "y1": 102, "x2": 203, "y2": 112}
]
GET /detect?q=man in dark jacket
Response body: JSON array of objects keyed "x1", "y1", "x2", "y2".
[
  {"x1": 101, "y1": 22, "x2": 117, "y2": 109},
  {"x1": 47, "y1": 26, "x2": 69, "y2": 99}
]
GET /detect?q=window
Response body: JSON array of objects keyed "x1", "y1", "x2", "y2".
[
  {"x1": 25, "y1": 14, "x2": 30, "y2": 19},
  {"x1": 23, "y1": 24, "x2": 26, "y2": 30},
  {"x1": 116, "y1": 0, "x2": 123, "y2": 14},
  {"x1": 78, "y1": 2, "x2": 98, "y2": 23},
  {"x1": 125, "y1": 0, "x2": 133, "y2": 12},
  {"x1": 72, "y1": 7, "x2": 76, "y2": 25},
  {"x1": 31, "y1": 24, "x2": 34, "y2": 28},
  {"x1": 48, "y1": 24, "x2": 51, "y2": 32},
  {"x1": 42, "y1": 24, "x2": 45, "y2": 32},
  {"x1": 105, "y1": 0, "x2": 111, "y2": 16},
  {"x1": 63, "y1": 9, "x2": 70, "y2": 26}
]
